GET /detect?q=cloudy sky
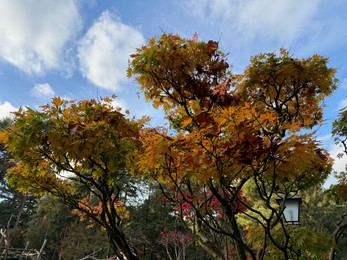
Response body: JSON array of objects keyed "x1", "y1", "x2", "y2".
[{"x1": 0, "y1": 0, "x2": 346, "y2": 181}]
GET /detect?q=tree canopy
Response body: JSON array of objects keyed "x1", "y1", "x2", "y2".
[
  {"x1": 128, "y1": 33, "x2": 337, "y2": 259},
  {"x1": 0, "y1": 97, "x2": 146, "y2": 259}
]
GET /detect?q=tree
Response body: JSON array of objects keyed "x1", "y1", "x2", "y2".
[
  {"x1": 330, "y1": 106, "x2": 347, "y2": 259},
  {"x1": 0, "y1": 118, "x2": 36, "y2": 251},
  {"x1": 128, "y1": 33, "x2": 337, "y2": 259},
  {"x1": 24, "y1": 195, "x2": 75, "y2": 259},
  {"x1": 0, "y1": 97, "x2": 146, "y2": 259}
]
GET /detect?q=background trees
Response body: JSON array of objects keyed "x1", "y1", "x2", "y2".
[
  {"x1": 128, "y1": 33, "x2": 337, "y2": 259},
  {"x1": 24, "y1": 195, "x2": 109, "y2": 259},
  {"x1": 0, "y1": 118, "x2": 37, "y2": 252},
  {"x1": 300, "y1": 186, "x2": 347, "y2": 259}
]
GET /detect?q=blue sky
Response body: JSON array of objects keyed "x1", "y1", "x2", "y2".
[{"x1": 0, "y1": 0, "x2": 347, "y2": 178}]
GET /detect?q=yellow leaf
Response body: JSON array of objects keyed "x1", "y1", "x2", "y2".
[
  {"x1": 214, "y1": 116, "x2": 227, "y2": 127},
  {"x1": 181, "y1": 117, "x2": 192, "y2": 127},
  {"x1": 0, "y1": 130, "x2": 9, "y2": 144},
  {"x1": 52, "y1": 97, "x2": 63, "y2": 107}
]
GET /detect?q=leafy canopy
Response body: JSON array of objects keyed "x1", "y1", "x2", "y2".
[
  {"x1": 129, "y1": 33, "x2": 336, "y2": 189},
  {"x1": 129, "y1": 33, "x2": 337, "y2": 259},
  {"x1": 0, "y1": 96, "x2": 147, "y2": 259},
  {"x1": 0, "y1": 96, "x2": 143, "y2": 195}
]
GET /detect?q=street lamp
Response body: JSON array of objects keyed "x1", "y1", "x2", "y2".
[{"x1": 276, "y1": 194, "x2": 302, "y2": 224}]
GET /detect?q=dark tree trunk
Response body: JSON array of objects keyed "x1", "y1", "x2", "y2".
[
  {"x1": 329, "y1": 213, "x2": 347, "y2": 260},
  {"x1": 108, "y1": 229, "x2": 138, "y2": 260}
]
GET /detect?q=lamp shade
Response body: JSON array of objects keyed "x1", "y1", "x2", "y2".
[{"x1": 276, "y1": 195, "x2": 302, "y2": 224}]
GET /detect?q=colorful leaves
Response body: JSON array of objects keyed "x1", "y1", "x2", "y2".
[
  {"x1": 73, "y1": 197, "x2": 129, "y2": 224},
  {"x1": 181, "y1": 116, "x2": 192, "y2": 127},
  {"x1": 205, "y1": 40, "x2": 218, "y2": 55},
  {"x1": 126, "y1": 33, "x2": 338, "y2": 258},
  {"x1": 242, "y1": 50, "x2": 337, "y2": 130},
  {"x1": 128, "y1": 33, "x2": 234, "y2": 129},
  {"x1": 1, "y1": 96, "x2": 141, "y2": 195},
  {"x1": 52, "y1": 96, "x2": 64, "y2": 107}
]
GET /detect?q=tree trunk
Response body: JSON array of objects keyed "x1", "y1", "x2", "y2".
[
  {"x1": 329, "y1": 213, "x2": 347, "y2": 260},
  {"x1": 107, "y1": 225, "x2": 139, "y2": 260},
  {"x1": 329, "y1": 247, "x2": 336, "y2": 260},
  {"x1": 197, "y1": 233, "x2": 224, "y2": 260},
  {"x1": 14, "y1": 194, "x2": 27, "y2": 229},
  {"x1": 194, "y1": 215, "x2": 224, "y2": 259},
  {"x1": 230, "y1": 214, "x2": 249, "y2": 260}
]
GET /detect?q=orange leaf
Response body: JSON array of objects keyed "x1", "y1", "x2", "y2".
[{"x1": 181, "y1": 117, "x2": 192, "y2": 127}]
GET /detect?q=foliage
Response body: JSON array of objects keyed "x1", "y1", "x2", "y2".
[
  {"x1": 0, "y1": 97, "x2": 146, "y2": 259},
  {"x1": 330, "y1": 106, "x2": 347, "y2": 259},
  {"x1": 332, "y1": 107, "x2": 347, "y2": 201},
  {"x1": 129, "y1": 33, "x2": 337, "y2": 259},
  {"x1": 158, "y1": 229, "x2": 193, "y2": 260},
  {"x1": 24, "y1": 196, "x2": 75, "y2": 258},
  {"x1": 58, "y1": 219, "x2": 109, "y2": 259},
  {"x1": 301, "y1": 186, "x2": 347, "y2": 259},
  {"x1": 25, "y1": 196, "x2": 109, "y2": 259},
  {"x1": 124, "y1": 184, "x2": 186, "y2": 259},
  {"x1": 235, "y1": 181, "x2": 334, "y2": 259},
  {"x1": 0, "y1": 118, "x2": 13, "y2": 182},
  {"x1": 0, "y1": 31, "x2": 342, "y2": 259},
  {"x1": 0, "y1": 118, "x2": 37, "y2": 250}
]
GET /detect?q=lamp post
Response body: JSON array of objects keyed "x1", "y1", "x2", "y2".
[{"x1": 276, "y1": 194, "x2": 302, "y2": 224}]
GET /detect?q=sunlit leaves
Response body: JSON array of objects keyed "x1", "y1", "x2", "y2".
[
  {"x1": 130, "y1": 33, "x2": 337, "y2": 258},
  {"x1": 128, "y1": 33, "x2": 235, "y2": 128},
  {"x1": 242, "y1": 50, "x2": 337, "y2": 129},
  {"x1": 0, "y1": 96, "x2": 145, "y2": 257},
  {"x1": 130, "y1": 33, "x2": 337, "y2": 196},
  {"x1": 0, "y1": 96, "x2": 145, "y2": 214},
  {"x1": 73, "y1": 197, "x2": 129, "y2": 225}
]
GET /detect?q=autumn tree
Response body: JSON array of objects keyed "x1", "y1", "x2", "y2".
[
  {"x1": 0, "y1": 97, "x2": 145, "y2": 260},
  {"x1": 0, "y1": 118, "x2": 36, "y2": 251},
  {"x1": 128, "y1": 33, "x2": 337, "y2": 259}
]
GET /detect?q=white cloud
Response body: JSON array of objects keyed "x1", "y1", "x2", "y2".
[
  {"x1": 0, "y1": 101, "x2": 17, "y2": 119},
  {"x1": 338, "y1": 97, "x2": 347, "y2": 111},
  {"x1": 184, "y1": 0, "x2": 321, "y2": 43},
  {"x1": 329, "y1": 142, "x2": 347, "y2": 174},
  {"x1": 185, "y1": 0, "x2": 232, "y2": 20},
  {"x1": 319, "y1": 138, "x2": 347, "y2": 188},
  {"x1": 317, "y1": 133, "x2": 346, "y2": 174},
  {"x1": 110, "y1": 98, "x2": 128, "y2": 114},
  {"x1": 0, "y1": 0, "x2": 81, "y2": 75},
  {"x1": 78, "y1": 11, "x2": 145, "y2": 91},
  {"x1": 30, "y1": 83, "x2": 55, "y2": 100}
]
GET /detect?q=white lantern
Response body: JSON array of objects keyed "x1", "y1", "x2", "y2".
[{"x1": 276, "y1": 195, "x2": 302, "y2": 224}]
